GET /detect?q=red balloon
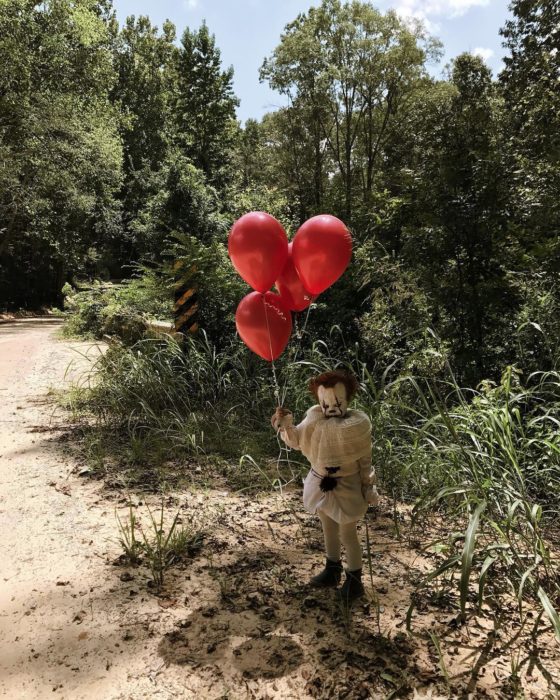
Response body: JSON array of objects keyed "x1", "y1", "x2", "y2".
[
  {"x1": 235, "y1": 292, "x2": 292, "y2": 361},
  {"x1": 275, "y1": 243, "x2": 316, "y2": 312},
  {"x1": 292, "y1": 214, "x2": 352, "y2": 295},
  {"x1": 228, "y1": 212, "x2": 289, "y2": 293}
]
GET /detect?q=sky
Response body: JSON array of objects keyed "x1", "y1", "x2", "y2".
[{"x1": 111, "y1": 0, "x2": 512, "y2": 123}]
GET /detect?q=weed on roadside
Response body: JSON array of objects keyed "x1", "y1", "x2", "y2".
[{"x1": 115, "y1": 500, "x2": 206, "y2": 592}]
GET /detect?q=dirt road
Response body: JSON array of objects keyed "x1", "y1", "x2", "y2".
[
  {"x1": 0, "y1": 319, "x2": 418, "y2": 700},
  {"x1": 1, "y1": 319, "x2": 558, "y2": 700},
  {"x1": 0, "y1": 320, "x2": 207, "y2": 699},
  {"x1": 0, "y1": 319, "x2": 129, "y2": 698}
]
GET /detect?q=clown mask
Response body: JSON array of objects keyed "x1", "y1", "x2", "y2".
[{"x1": 317, "y1": 382, "x2": 348, "y2": 418}]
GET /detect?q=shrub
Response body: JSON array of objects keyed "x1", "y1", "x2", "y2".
[
  {"x1": 62, "y1": 272, "x2": 172, "y2": 342},
  {"x1": 76, "y1": 332, "x2": 281, "y2": 464}
]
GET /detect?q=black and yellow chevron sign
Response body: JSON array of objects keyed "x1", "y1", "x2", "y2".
[{"x1": 173, "y1": 260, "x2": 199, "y2": 334}]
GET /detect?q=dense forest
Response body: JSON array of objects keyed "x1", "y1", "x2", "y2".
[{"x1": 1, "y1": 0, "x2": 558, "y2": 387}]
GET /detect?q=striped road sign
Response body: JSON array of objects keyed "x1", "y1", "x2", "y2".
[{"x1": 173, "y1": 260, "x2": 199, "y2": 334}]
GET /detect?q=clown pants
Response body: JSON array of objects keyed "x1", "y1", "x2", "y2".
[{"x1": 318, "y1": 509, "x2": 362, "y2": 571}]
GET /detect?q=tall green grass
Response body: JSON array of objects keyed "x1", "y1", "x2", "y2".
[
  {"x1": 71, "y1": 332, "x2": 298, "y2": 489},
  {"x1": 361, "y1": 365, "x2": 560, "y2": 639}
]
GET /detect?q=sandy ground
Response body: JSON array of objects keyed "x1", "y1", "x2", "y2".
[{"x1": 1, "y1": 319, "x2": 559, "y2": 700}]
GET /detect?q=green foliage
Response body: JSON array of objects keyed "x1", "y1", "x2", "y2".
[
  {"x1": 398, "y1": 54, "x2": 518, "y2": 384},
  {"x1": 5, "y1": 0, "x2": 559, "y2": 394},
  {"x1": 115, "y1": 505, "x2": 143, "y2": 565},
  {"x1": 162, "y1": 233, "x2": 245, "y2": 341},
  {"x1": 396, "y1": 366, "x2": 560, "y2": 635},
  {"x1": 139, "y1": 502, "x2": 202, "y2": 591},
  {"x1": 371, "y1": 366, "x2": 560, "y2": 509},
  {"x1": 114, "y1": 15, "x2": 177, "y2": 173},
  {"x1": 173, "y1": 21, "x2": 239, "y2": 191},
  {"x1": 499, "y1": 0, "x2": 560, "y2": 273},
  {"x1": 331, "y1": 352, "x2": 560, "y2": 637},
  {"x1": 76, "y1": 334, "x2": 277, "y2": 459},
  {"x1": 513, "y1": 272, "x2": 560, "y2": 373},
  {"x1": 132, "y1": 150, "x2": 227, "y2": 255},
  {"x1": 0, "y1": 0, "x2": 122, "y2": 307},
  {"x1": 500, "y1": 0, "x2": 560, "y2": 160},
  {"x1": 115, "y1": 501, "x2": 205, "y2": 591},
  {"x1": 231, "y1": 181, "x2": 293, "y2": 234},
  {"x1": 261, "y1": 0, "x2": 442, "y2": 222},
  {"x1": 62, "y1": 229, "x2": 246, "y2": 345},
  {"x1": 0, "y1": 4, "x2": 243, "y2": 305},
  {"x1": 75, "y1": 327, "x2": 560, "y2": 635},
  {"x1": 63, "y1": 274, "x2": 171, "y2": 342},
  {"x1": 112, "y1": 15, "x2": 177, "y2": 264},
  {"x1": 254, "y1": 108, "x2": 325, "y2": 225},
  {"x1": 355, "y1": 241, "x2": 448, "y2": 378}
]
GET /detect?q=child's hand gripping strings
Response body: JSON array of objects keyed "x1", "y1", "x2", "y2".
[{"x1": 271, "y1": 406, "x2": 293, "y2": 431}]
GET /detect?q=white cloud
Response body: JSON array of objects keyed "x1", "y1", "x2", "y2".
[
  {"x1": 184, "y1": 0, "x2": 198, "y2": 9},
  {"x1": 394, "y1": 0, "x2": 490, "y2": 24},
  {"x1": 472, "y1": 46, "x2": 494, "y2": 62}
]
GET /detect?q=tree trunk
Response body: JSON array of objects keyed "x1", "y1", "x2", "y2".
[
  {"x1": 345, "y1": 147, "x2": 352, "y2": 221},
  {"x1": 0, "y1": 211, "x2": 18, "y2": 257},
  {"x1": 313, "y1": 132, "x2": 323, "y2": 209}
]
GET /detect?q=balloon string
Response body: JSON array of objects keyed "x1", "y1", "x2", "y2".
[
  {"x1": 275, "y1": 302, "x2": 314, "y2": 496},
  {"x1": 279, "y1": 303, "x2": 313, "y2": 406},
  {"x1": 299, "y1": 304, "x2": 313, "y2": 341},
  {"x1": 263, "y1": 295, "x2": 291, "y2": 496},
  {"x1": 262, "y1": 293, "x2": 282, "y2": 407}
]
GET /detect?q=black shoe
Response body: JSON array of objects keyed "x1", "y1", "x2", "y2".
[
  {"x1": 337, "y1": 568, "x2": 365, "y2": 604},
  {"x1": 310, "y1": 558, "x2": 343, "y2": 588}
]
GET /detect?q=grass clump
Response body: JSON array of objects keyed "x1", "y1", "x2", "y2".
[
  {"x1": 69, "y1": 331, "x2": 300, "y2": 492},
  {"x1": 368, "y1": 366, "x2": 560, "y2": 641},
  {"x1": 115, "y1": 505, "x2": 143, "y2": 566},
  {"x1": 116, "y1": 500, "x2": 205, "y2": 592}
]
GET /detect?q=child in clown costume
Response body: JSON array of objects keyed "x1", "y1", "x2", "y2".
[{"x1": 271, "y1": 370, "x2": 379, "y2": 602}]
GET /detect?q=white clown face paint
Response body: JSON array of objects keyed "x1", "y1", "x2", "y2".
[{"x1": 317, "y1": 383, "x2": 348, "y2": 418}]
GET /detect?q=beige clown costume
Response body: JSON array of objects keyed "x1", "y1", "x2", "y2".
[
  {"x1": 274, "y1": 377, "x2": 379, "y2": 603},
  {"x1": 281, "y1": 405, "x2": 375, "y2": 523}
]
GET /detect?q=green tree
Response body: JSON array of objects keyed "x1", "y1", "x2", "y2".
[
  {"x1": 0, "y1": 0, "x2": 122, "y2": 307},
  {"x1": 259, "y1": 107, "x2": 326, "y2": 225},
  {"x1": 261, "y1": 0, "x2": 440, "y2": 222},
  {"x1": 402, "y1": 55, "x2": 515, "y2": 383},
  {"x1": 113, "y1": 15, "x2": 177, "y2": 264},
  {"x1": 173, "y1": 22, "x2": 239, "y2": 192},
  {"x1": 132, "y1": 150, "x2": 227, "y2": 255},
  {"x1": 238, "y1": 118, "x2": 265, "y2": 188},
  {"x1": 500, "y1": 0, "x2": 560, "y2": 159},
  {"x1": 500, "y1": 0, "x2": 560, "y2": 271}
]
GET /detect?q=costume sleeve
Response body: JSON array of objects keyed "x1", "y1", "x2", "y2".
[
  {"x1": 358, "y1": 455, "x2": 379, "y2": 505},
  {"x1": 279, "y1": 423, "x2": 301, "y2": 450},
  {"x1": 358, "y1": 455, "x2": 375, "y2": 489},
  {"x1": 279, "y1": 407, "x2": 317, "y2": 451}
]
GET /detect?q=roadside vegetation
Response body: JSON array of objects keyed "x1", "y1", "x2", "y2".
[{"x1": 68, "y1": 328, "x2": 560, "y2": 647}]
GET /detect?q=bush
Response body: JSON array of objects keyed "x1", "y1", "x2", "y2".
[
  {"x1": 62, "y1": 272, "x2": 172, "y2": 342},
  {"x1": 514, "y1": 271, "x2": 560, "y2": 374},
  {"x1": 76, "y1": 333, "x2": 281, "y2": 463},
  {"x1": 379, "y1": 367, "x2": 560, "y2": 634}
]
